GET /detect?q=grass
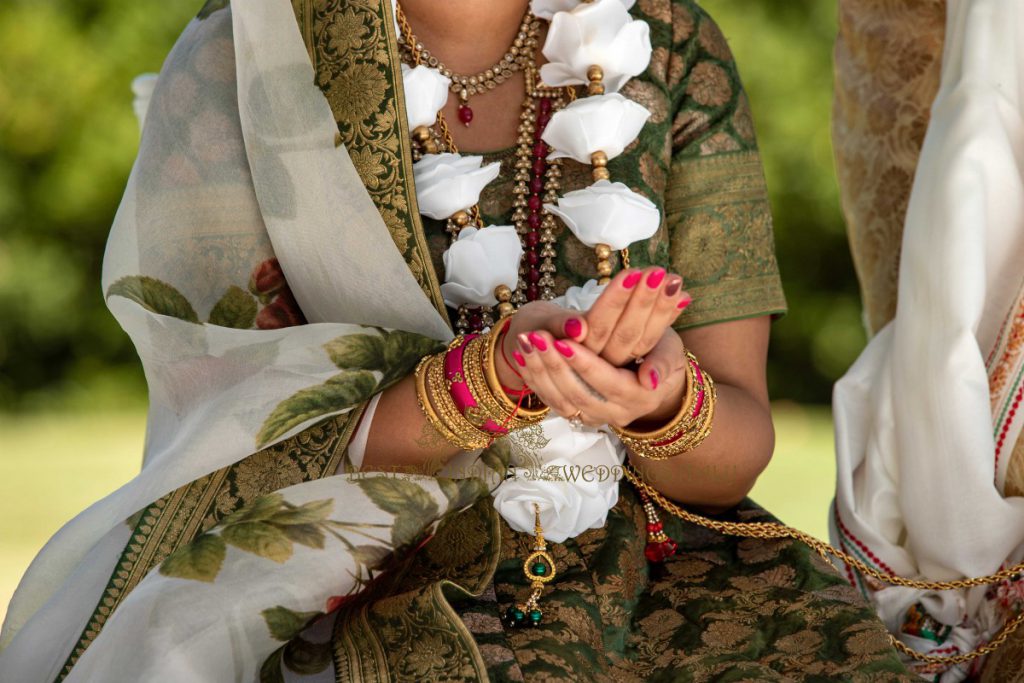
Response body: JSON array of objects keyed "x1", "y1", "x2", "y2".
[{"x1": 0, "y1": 403, "x2": 837, "y2": 625}]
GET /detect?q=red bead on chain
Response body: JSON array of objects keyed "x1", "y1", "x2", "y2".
[{"x1": 637, "y1": 488, "x2": 678, "y2": 562}]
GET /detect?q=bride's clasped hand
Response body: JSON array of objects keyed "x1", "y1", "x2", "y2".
[{"x1": 496, "y1": 265, "x2": 693, "y2": 430}]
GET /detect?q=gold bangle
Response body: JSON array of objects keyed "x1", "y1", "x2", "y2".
[
  {"x1": 414, "y1": 354, "x2": 466, "y2": 448},
  {"x1": 427, "y1": 352, "x2": 493, "y2": 450},
  {"x1": 464, "y1": 335, "x2": 543, "y2": 432},
  {"x1": 612, "y1": 351, "x2": 716, "y2": 460},
  {"x1": 614, "y1": 353, "x2": 697, "y2": 442}
]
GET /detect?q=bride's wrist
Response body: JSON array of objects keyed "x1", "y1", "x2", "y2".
[{"x1": 630, "y1": 373, "x2": 687, "y2": 430}]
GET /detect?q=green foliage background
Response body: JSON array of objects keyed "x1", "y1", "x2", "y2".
[{"x1": 0, "y1": 0, "x2": 863, "y2": 410}]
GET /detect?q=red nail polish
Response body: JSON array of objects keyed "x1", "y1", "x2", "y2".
[
  {"x1": 650, "y1": 369, "x2": 660, "y2": 390},
  {"x1": 647, "y1": 268, "x2": 666, "y2": 288},
  {"x1": 622, "y1": 271, "x2": 642, "y2": 289},
  {"x1": 677, "y1": 294, "x2": 693, "y2": 310},
  {"x1": 527, "y1": 332, "x2": 548, "y2": 352},
  {"x1": 665, "y1": 278, "x2": 681, "y2": 297},
  {"x1": 512, "y1": 351, "x2": 527, "y2": 367},
  {"x1": 517, "y1": 333, "x2": 533, "y2": 352},
  {"x1": 554, "y1": 340, "x2": 574, "y2": 358},
  {"x1": 564, "y1": 318, "x2": 583, "y2": 339}
]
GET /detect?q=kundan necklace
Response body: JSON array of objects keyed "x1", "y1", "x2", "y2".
[{"x1": 397, "y1": 7, "x2": 539, "y2": 127}]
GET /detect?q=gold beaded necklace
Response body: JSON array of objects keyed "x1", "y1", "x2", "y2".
[
  {"x1": 397, "y1": 4, "x2": 573, "y2": 333},
  {"x1": 397, "y1": 7, "x2": 538, "y2": 127}
]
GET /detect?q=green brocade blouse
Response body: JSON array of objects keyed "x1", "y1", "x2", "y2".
[{"x1": 323, "y1": 3, "x2": 909, "y2": 682}]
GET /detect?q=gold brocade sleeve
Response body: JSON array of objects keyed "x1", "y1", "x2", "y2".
[{"x1": 666, "y1": 1, "x2": 787, "y2": 330}]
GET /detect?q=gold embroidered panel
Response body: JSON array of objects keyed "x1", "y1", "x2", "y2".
[{"x1": 290, "y1": 0, "x2": 447, "y2": 320}]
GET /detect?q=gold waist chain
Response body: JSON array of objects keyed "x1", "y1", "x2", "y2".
[{"x1": 623, "y1": 464, "x2": 1024, "y2": 668}]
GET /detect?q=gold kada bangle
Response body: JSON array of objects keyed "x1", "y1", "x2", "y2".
[
  {"x1": 427, "y1": 350, "x2": 494, "y2": 450},
  {"x1": 415, "y1": 351, "x2": 491, "y2": 451},
  {"x1": 464, "y1": 335, "x2": 546, "y2": 431},
  {"x1": 613, "y1": 351, "x2": 716, "y2": 460}
]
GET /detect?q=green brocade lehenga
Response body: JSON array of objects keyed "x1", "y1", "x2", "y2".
[{"x1": 304, "y1": 1, "x2": 908, "y2": 679}]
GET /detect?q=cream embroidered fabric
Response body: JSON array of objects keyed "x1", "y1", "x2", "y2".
[{"x1": 832, "y1": 0, "x2": 1024, "y2": 678}]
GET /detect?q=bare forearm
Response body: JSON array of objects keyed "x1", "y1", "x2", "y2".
[
  {"x1": 360, "y1": 373, "x2": 464, "y2": 474},
  {"x1": 629, "y1": 382, "x2": 774, "y2": 511}
]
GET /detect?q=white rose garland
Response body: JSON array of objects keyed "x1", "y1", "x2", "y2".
[{"x1": 397, "y1": 1, "x2": 657, "y2": 542}]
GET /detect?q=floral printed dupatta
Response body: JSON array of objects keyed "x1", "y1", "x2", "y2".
[{"x1": 0, "y1": 1, "x2": 499, "y2": 680}]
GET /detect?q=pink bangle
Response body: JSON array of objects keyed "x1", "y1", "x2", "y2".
[{"x1": 444, "y1": 335, "x2": 508, "y2": 436}]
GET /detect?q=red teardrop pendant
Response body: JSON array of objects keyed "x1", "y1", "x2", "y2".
[{"x1": 457, "y1": 104, "x2": 474, "y2": 126}]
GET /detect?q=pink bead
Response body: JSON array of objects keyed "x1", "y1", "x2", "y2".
[
  {"x1": 533, "y1": 142, "x2": 547, "y2": 158},
  {"x1": 457, "y1": 104, "x2": 473, "y2": 126},
  {"x1": 528, "y1": 195, "x2": 542, "y2": 211},
  {"x1": 525, "y1": 231, "x2": 540, "y2": 248},
  {"x1": 539, "y1": 98, "x2": 552, "y2": 115},
  {"x1": 532, "y1": 158, "x2": 546, "y2": 175},
  {"x1": 530, "y1": 177, "x2": 544, "y2": 194},
  {"x1": 527, "y1": 214, "x2": 541, "y2": 229},
  {"x1": 525, "y1": 251, "x2": 540, "y2": 265}
]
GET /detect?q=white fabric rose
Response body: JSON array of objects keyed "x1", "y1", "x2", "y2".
[
  {"x1": 551, "y1": 278, "x2": 606, "y2": 311},
  {"x1": 545, "y1": 180, "x2": 660, "y2": 249},
  {"x1": 496, "y1": 417, "x2": 625, "y2": 542},
  {"x1": 413, "y1": 154, "x2": 501, "y2": 219},
  {"x1": 400, "y1": 63, "x2": 450, "y2": 131},
  {"x1": 541, "y1": 93, "x2": 650, "y2": 164},
  {"x1": 131, "y1": 73, "x2": 159, "y2": 130},
  {"x1": 530, "y1": 0, "x2": 635, "y2": 21},
  {"x1": 441, "y1": 226, "x2": 523, "y2": 308},
  {"x1": 539, "y1": 0, "x2": 652, "y2": 93}
]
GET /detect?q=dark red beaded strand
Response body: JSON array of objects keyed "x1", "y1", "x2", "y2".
[{"x1": 511, "y1": 74, "x2": 566, "y2": 307}]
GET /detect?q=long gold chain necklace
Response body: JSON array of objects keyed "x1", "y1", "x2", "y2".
[
  {"x1": 397, "y1": 4, "x2": 571, "y2": 332},
  {"x1": 397, "y1": 8, "x2": 538, "y2": 127}
]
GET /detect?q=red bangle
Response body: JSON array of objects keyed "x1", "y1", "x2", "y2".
[{"x1": 495, "y1": 318, "x2": 531, "y2": 397}]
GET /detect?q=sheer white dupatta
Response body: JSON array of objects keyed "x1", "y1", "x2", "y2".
[
  {"x1": 0, "y1": 1, "x2": 464, "y2": 680},
  {"x1": 832, "y1": 0, "x2": 1024, "y2": 677}
]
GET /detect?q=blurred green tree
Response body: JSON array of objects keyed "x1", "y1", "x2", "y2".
[{"x1": 0, "y1": 0, "x2": 864, "y2": 410}]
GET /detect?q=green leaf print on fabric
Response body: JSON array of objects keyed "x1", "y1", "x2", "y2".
[
  {"x1": 160, "y1": 496, "x2": 339, "y2": 582},
  {"x1": 324, "y1": 334, "x2": 386, "y2": 371},
  {"x1": 257, "y1": 370, "x2": 377, "y2": 447},
  {"x1": 261, "y1": 605, "x2": 322, "y2": 642},
  {"x1": 106, "y1": 275, "x2": 199, "y2": 323},
  {"x1": 208, "y1": 285, "x2": 258, "y2": 328},
  {"x1": 159, "y1": 533, "x2": 226, "y2": 583},
  {"x1": 355, "y1": 477, "x2": 439, "y2": 548},
  {"x1": 380, "y1": 330, "x2": 443, "y2": 383},
  {"x1": 279, "y1": 524, "x2": 325, "y2": 549},
  {"x1": 438, "y1": 478, "x2": 490, "y2": 515},
  {"x1": 222, "y1": 522, "x2": 294, "y2": 563},
  {"x1": 197, "y1": 0, "x2": 229, "y2": 21},
  {"x1": 259, "y1": 649, "x2": 286, "y2": 683},
  {"x1": 259, "y1": 329, "x2": 441, "y2": 448}
]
